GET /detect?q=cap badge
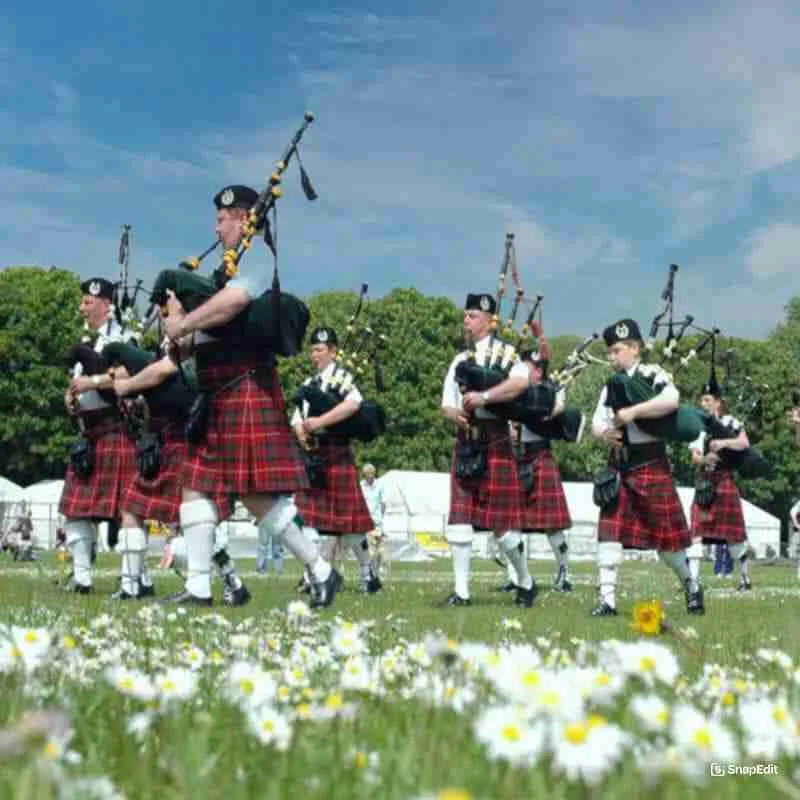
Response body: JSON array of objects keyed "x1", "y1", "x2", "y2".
[
  {"x1": 317, "y1": 329, "x2": 329, "y2": 343},
  {"x1": 89, "y1": 280, "x2": 101, "y2": 296},
  {"x1": 220, "y1": 188, "x2": 235, "y2": 207},
  {"x1": 479, "y1": 295, "x2": 491, "y2": 311},
  {"x1": 615, "y1": 322, "x2": 630, "y2": 339}
]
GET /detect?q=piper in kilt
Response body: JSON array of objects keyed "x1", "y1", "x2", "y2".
[
  {"x1": 58, "y1": 278, "x2": 139, "y2": 594},
  {"x1": 291, "y1": 327, "x2": 382, "y2": 594},
  {"x1": 590, "y1": 318, "x2": 703, "y2": 617},
  {"x1": 441, "y1": 293, "x2": 535, "y2": 608},
  {"x1": 503, "y1": 338, "x2": 575, "y2": 594},
  {"x1": 112, "y1": 350, "x2": 250, "y2": 605},
  {"x1": 687, "y1": 367, "x2": 752, "y2": 591},
  {"x1": 161, "y1": 184, "x2": 338, "y2": 607}
]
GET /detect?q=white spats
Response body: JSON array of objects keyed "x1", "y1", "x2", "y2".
[
  {"x1": 118, "y1": 527, "x2": 147, "y2": 596},
  {"x1": 179, "y1": 497, "x2": 219, "y2": 600},
  {"x1": 65, "y1": 519, "x2": 96, "y2": 587},
  {"x1": 548, "y1": 531, "x2": 570, "y2": 576},
  {"x1": 497, "y1": 531, "x2": 532, "y2": 590},
  {"x1": 597, "y1": 541, "x2": 623, "y2": 609}
]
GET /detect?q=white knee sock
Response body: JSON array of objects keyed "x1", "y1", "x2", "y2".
[
  {"x1": 260, "y1": 497, "x2": 329, "y2": 583},
  {"x1": 65, "y1": 519, "x2": 96, "y2": 587},
  {"x1": 506, "y1": 559, "x2": 518, "y2": 584},
  {"x1": 597, "y1": 541, "x2": 622, "y2": 609},
  {"x1": 728, "y1": 542, "x2": 750, "y2": 579},
  {"x1": 118, "y1": 527, "x2": 147, "y2": 596},
  {"x1": 451, "y1": 543, "x2": 471, "y2": 599},
  {"x1": 659, "y1": 550, "x2": 698, "y2": 593},
  {"x1": 548, "y1": 531, "x2": 570, "y2": 575},
  {"x1": 344, "y1": 534, "x2": 371, "y2": 580},
  {"x1": 179, "y1": 498, "x2": 218, "y2": 599},
  {"x1": 497, "y1": 531, "x2": 532, "y2": 590}
]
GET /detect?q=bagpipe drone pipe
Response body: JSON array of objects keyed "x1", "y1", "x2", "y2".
[{"x1": 147, "y1": 114, "x2": 318, "y2": 357}]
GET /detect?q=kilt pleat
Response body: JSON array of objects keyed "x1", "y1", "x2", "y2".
[
  {"x1": 59, "y1": 427, "x2": 138, "y2": 520},
  {"x1": 182, "y1": 361, "x2": 309, "y2": 498},
  {"x1": 517, "y1": 447, "x2": 572, "y2": 532},
  {"x1": 448, "y1": 426, "x2": 524, "y2": 532},
  {"x1": 122, "y1": 424, "x2": 233, "y2": 523},
  {"x1": 296, "y1": 440, "x2": 374, "y2": 534},
  {"x1": 690, "y1": 469, "x2": 746, "y2": 544},
  {"x1": 597, "y1": 458, "x2": 690, "y2": 551}
]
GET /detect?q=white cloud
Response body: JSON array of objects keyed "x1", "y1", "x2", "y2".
[{"x1": 744, "y1": 222, "x2": 800, "y2": 278}]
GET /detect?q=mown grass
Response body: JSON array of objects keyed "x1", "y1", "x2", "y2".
[{"x1": 0, "y1": 554, "x2": 797, "y2": 800}]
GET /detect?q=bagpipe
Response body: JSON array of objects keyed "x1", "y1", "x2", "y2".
[
  {"x1": 147, "y1": 114, "x2": 318, "y2": 357},
  {"x1": 602, "y1": 263, "x2": 705, "y2": 443},
  {"x1": 454, "y1": 234, "x2": 587, "y2": 442},
  {"x1": 292, "y1": 285, "x2": 387, "y2": 444}
]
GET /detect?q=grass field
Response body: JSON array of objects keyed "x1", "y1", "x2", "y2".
[{"x1": 0, "y1": 554, "x2": 798, "y2": 799}]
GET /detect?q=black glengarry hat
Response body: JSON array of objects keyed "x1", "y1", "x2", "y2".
[
  {"x1": 309, "y1": 326, "x2": 338, "y2": 346},
  {"x1": 80, "y1": 278, "x2": 115, "y2": 301},
  {"x1": 464, "y1": 293, "x2": 496, "y2": 314},
  {"x1": 213, "y1": 185, "x2": 259, "y2": 211},
  {"x1": 602, "y1": 318, "x2": 643, "y2": 347}
]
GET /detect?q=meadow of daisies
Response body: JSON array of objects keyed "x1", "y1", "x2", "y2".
[{"x1": 0, "y1": 555, "x2": 799, "y2": 800}]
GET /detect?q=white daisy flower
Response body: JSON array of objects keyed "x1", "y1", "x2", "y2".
[
  {"x1": 551, "y1": 715, "x2": 628, "y2": 785},
  {"x1": 247, "y1": 706, "x2": 292, "y2": 750},
  {"x1": 670, "y1": 704, "x2": 738, "y2": 772},
  {"x1": 739, "y1": 697, "x2": 798, "y2": 760},
  {"x1": 225, "y1": 661, "x2": 277, "y2": 712},
  {"x1": 630, "y1": 694, "x2": 671, "y2": 733},
  {"x1": 473, "y1": 705, "x2": 547, "y2": 768},
  {"x1": 154, "y1": 667, "x2": 197, "y2": 705}
]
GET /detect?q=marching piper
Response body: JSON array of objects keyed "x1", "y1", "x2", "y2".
[
  {"x1": 686, "y1": 363, "x2": 753, "y2": 591},
  {"x1": 590, "y1": 318, "x2": 704, "y2": 617},
  {"x1": 161, "y1": 185, "x2": 339, "y2": 607},
  {"x1": 291, "y1": 326, "x2": 381, "y2": 594},
  {"x1": 441, "y1": 292, "x2": 534, "y2": 608},
  {"x1": 58, "y1": 278, "x2": 139, "y2": 593}
]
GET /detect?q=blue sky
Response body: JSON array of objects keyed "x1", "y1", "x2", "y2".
[{"x1": 2, "y1": 0, "x2": 800, "y2": 338}]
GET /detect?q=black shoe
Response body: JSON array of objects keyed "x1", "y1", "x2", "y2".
[
  {"x1": 110, "y1": 587, "x2": 138, "y2": 601},
  {"x1": 494, "y1": 581, "x2": 517, "y2": 593},
  {"x1": 310, "y1": 569, "x2": 342, "y2": 609},
  {"x1": 139, "y1": 582, "x2": 155, "y2": 598},
  {"x1": 686, "y1": 584, "x2": 705, "y2": 615},
  {"x1": 553, "y1": 566, "x2": 573, "y2": 593},
  {"x1": 591, "y1": 601, "x2": 618, "y2": 617},
  {"x1": 63, "y1": 578, "x2": 93, "y2": 595},
  {"x1": 737, "y1": 576, "x2": 752, "y2": 592},
  {"x1": 296, "y1": 573, "x2": 312, "y2": 595},
  {"x1": 441, "y1": 593, "x2": 471, "y2": 607},
  {"x1": 361, "y1": 569, "x2": 383, "y2": 594},
  {"x1": 514, "y1": 582, "x2": 538, "y2": 608},
  {"x1": 223, "y1": 584, "x2": 252, "y2": 607},
  {"x1": 160, "y1": 589, "x2": 212, "y2": 607}
]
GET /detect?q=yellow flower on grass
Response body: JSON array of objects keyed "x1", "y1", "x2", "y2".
[
  {"x1": 632, "y1": 600, "x2": 664, "y2": 636},
  {"x1": 437, "y1": 791, "x2": 473, "y2": 800}
]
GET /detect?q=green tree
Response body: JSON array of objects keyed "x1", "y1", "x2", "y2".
[{"x1": 0, "y1": 267, "x2": 83, "y2": 485}]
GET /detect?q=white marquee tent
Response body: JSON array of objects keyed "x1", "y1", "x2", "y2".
[
  {"x1": 378, "y1": 470, "x2": 781, "y2": 561},
  {"x1": 0, "y1": 476, "x2": 26, "y2": 537}
]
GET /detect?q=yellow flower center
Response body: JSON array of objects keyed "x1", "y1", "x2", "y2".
[
  {"x1": 693, "y1": 727, "x2": 712, "y2": 750},
  {"x1": 595, "y1": 673, "x2": 611, "y2": 686},
  {"x1": 211, "y1": 650, "x2": 224, "y2": 663},
  {"x1": 161, "y1": 680, "x2": 176, "y2": 692},
  {"x1": 10, "y1": 646, "x2": 22, "y2": 659},
  {"x1": 239, "y1": 679, "x2": 255, "y2": 696},
  {"x1": 261, "y1": 720, "x2": 275, "y2": 734},
  {"x1": 296, "y1": 703, "x2": 311, "y2": 717},
  {"x1": 639, "y1": 656, "x2": 657, "y2": 672},
  {"x1": 564, "y1": 723, "x2": 587, "y2": 745},
  {"x1": 773, "y1": 708, "x2": 787, "y2": 725},
  {"x1": 325, "y1": 693, "x2": 343, "y2": 710},
  {"x1": 709, "y1": 677, "x2": 721, "y2": 690},
  {"x1": 43, "y1": 741, "x2": 60, "y2": 760},
  {"x1": 118, "y1": 677, "x2": 134, "y2": 691},
  {"x1": 541, "y1": 690, "x2": 560, "y2": 707},
  {"x1": 437, "y1": 791, "x2": 473, "y2": 800},
  {"x1": 501, "y1": 724, "x2": 521, "y2": 742},
  {"x1": 734, "y1": 679, "x2": 747, "y2": 692},
  {"x1": 278, "y1": 686, "x2": 290, "y2": 699},
  {"x1": 722, "y1": 692, "x2": 735, "y2": 707},
  {"x1": 445, "y1": 686, "x2": 456, "y2": 698},
  {"x1": 522, "y1": 670, "x2": 540, "y2": 687},
  {"x1": 354, "y1": 752, "x2": 368, "y2": 769},
  {"x1": 62, "y1": 636, "x2": 76, "y2": 650},
  {"x1": 656, "y1": 710, "x2": 670, "y2": 726},
  {"x1": 24, "y1": 631, "x2": 38, "y2": 643},
  {"x1": 587, "y1": 714, "x2": 607, "y2": 729}
]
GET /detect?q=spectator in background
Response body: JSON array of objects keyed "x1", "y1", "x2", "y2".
[
  {"x1": 256, "y1": 516, "x2": 285, "y2": 575},
  {"x1": 360, "y1": 463, "x2": 387, "y2": 578},
  {"x1": 713, "y1": 541, "x2": 734, "y2": 577}
]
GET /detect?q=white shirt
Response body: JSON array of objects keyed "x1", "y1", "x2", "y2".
[
  {"x1": 290, "y1": 361, "x2": 364, "y2": 427},
  {"x1": 520, "y1": 387, "x2": 566, "y2": 442},
  {"x1": 591, "y1": 361, "x2": 679, "y2": 444},
  {"x1": 227, "y1": 269, "x2": 270, "y2": 299},
  {"x1": 73, "y1": 319, "x2": 137, "y2": 412},
  {"x1": 441, "y1": 335, "x2": 529, "y2": 420},
  {"x1": 360, "y1": 479, "x2": 384, "y2": 526},
  {"x1": 688, "y1": 414, "x2": 743, "y2": 453}
]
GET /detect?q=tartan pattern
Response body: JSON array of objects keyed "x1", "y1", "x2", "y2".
[
  {"x1": 597, "y1": 458, "x2": 691, "y2": 551},
  {"x1": 183, "y1": 360, "x2": 309, "y2": 498},
  {"x1": 59, "y1": 426, "x2": 137, "y2": 520},
  {"x1": 690, "y1": 468, "x2": 746, "y2": 544},
  {"x1": 517, "y1": 446, "x2": 572, "y2": 533},
  {"x1": 448, "y1": 424, "x2": 524, "y2": 532},
  {"x1": 122, "y1": 424, "x2": 233, "y2": 523},
  {"x1": 296, "y1": 440, "x2": 374, "y2": 534}
]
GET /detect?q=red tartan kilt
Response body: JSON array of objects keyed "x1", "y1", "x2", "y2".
[
  {"x1": 59, "y1": 427, "x2": 137, "y2": 520},
  {"x1": 182, "y1": 360, "x2": 309, "y2": 498},
  {"x1": 518, "y1": 447, "x2": 572, "y2": 532},
  {"x1": 448, "y1": 424, "x2": 524, "y2": 532},
  {"x1": 122, "y1": 426, "x2": 233, "y2": 524},
  {"x1": 598, "y1": 458, "x2": 690, "y2": 551},
  {"x1": 296, "y1": 440, "x2": 374, "y2": 534},
  {"x1": 690, "y1": 469, "x2": 746, "y2": 544}
]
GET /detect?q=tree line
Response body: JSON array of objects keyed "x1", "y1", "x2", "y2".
[{"x1": 2, "y1": 266, "x2": 799, "y2": 539}]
